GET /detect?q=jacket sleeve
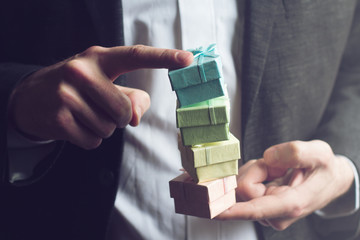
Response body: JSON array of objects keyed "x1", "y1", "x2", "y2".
[
  {"x1": 310, "y1": 1, "x2": 360, "y2": 239},
  {"x1": 0, "y1": 63, "x2": 43, "y2": 183}
]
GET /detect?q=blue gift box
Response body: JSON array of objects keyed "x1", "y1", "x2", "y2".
[
  {"x1": 169, "y1": 44, "x2": 225, "y2": 106},
  {"x1": 176, "y1": 78, "x2": 225, "y2": 107}
]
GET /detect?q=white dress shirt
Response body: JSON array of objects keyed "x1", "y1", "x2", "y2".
[{"x1": 109, "y1": 0, "x2": 258, "y2": 239}]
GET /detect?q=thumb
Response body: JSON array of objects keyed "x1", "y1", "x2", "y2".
[
  {"x1": 80, "y1": 45, "x2": 194, "y2": 80},
  {"x1": 115, "y1": 85, "x2": 151, "y2": 126}
]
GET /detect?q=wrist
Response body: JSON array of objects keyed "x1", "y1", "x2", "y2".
[{"x1": 316, "y1": 155, "x2": 359, "y2": 219}]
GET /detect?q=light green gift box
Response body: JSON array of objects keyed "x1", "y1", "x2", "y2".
[
  {"x1": 176, "y1": 95, "x2": 230, "y2": 128},
  {"x1": 183, "y1": 159, "x2": 238, "y2": 183},
  {"x1": 180, "y1": 123, "x2": 230, "y2": 146},
  {"x1": 179, "y1": 133, "x2": 240, "y2": 167},
  {"x1": 178, "y1": 134, "x2": 240, "y2": 182}
]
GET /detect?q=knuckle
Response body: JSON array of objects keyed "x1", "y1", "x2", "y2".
[
  {"x1": 287, "y1": 141, "x2": 303, "y2": 161},
  {"x1": 81, "y1": 45, "x2": 106, "y2": 57},
  {"x1": 283, "y1": 199, "x2": 304, "y2": 219},
  {"x1": 315, "y1": 140, "x2": 333, "y2": 162},
  {"x1": 57, "y1": 84, "x2": 74, "y2": 106},
  {"x1": 62, "y1": 60, "x2": 97, "y2": 87},
  {"x1": 270, "y1": 221, "x2": 289, "y2": 231},
  {"x1": 62, "y1": 59, "x2": 88, "y2": 82},
  {"x1": 63, "y1": 59, "x2": 83, "y2": 75},
  {"x1": 82, "y1": 137, "x2": 103, "y2": 150},
  {"x1": 99, "y1": 123, "x2": 116, "y2": 139},
  {"x1": 128, "y1": 44, "x2": 147, "y2": 59},
  {"x1": 53, "y1": 110, "x2": 73, "y2": 130},
  {"x1": 248, "y1": 159, "x2": 257, "y2": 164},
  {"x1": 158, "y1": 49, "x2": 171, "y2": 61},
  {"x1": 288, "y1": 203, "x2": 304, "y2": 218},
  {"x1": 321, "y1": 141, "x2": 332, "y2": 154}
]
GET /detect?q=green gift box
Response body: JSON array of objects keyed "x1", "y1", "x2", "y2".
[
  {"x1": 178, "y1": 134, "x2": 240, "y2": 182},
  {"x1": 183, "y1": 158, "x2": 238, "y2": 183},
  {"x1": 179, "y1": 133, "x2": 240, "y2": 167},
  {"x1": 180, "y1": 123, "x2": 230, "y2": 146},
  {"x1": 168, "y1": 44, "x2": 225, "y2": 106},
  {"x1": 176, "y1": 95, "x2": 230, "y2": 128}
]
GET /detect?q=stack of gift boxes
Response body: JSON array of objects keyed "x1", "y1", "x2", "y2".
[{"x1": 168, "y1": 44, "x2": 241, "y2": 219}]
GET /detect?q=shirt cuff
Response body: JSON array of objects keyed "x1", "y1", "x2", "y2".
[
  {"x1": 315, "y1": 155, "x2": 359, "y2": 219},
  {"x1": 7, "y1": 121, "x2": 56, "y2": 182}
]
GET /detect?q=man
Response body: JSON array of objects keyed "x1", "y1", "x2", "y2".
[{"x1": 1, "y1": 0, "x2": 360, "y2": 240}]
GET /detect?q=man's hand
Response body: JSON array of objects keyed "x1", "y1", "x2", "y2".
[
  {"x1": 8, "y1": 45, "x2": 193, "y2": 149},
  {"x1": 217, "y1": 140, "x2": 354, "y2": 230}
]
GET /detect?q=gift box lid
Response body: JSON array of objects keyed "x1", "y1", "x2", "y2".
[
  {"x1": 179, "y1": 133, "x2": 240, "y2": 168},
  {"x1": 169, "y1": 172, "x2": 237, "y2": 203},
  {"x1": 183, "y1": 158, "x2": 239, "y2": 183},
  {"x1": 176, "y1": 95, "x2": 230, "y2": 128},
  {"x1": 168, "y1": 44, "x2": 222, "y2": 91}
]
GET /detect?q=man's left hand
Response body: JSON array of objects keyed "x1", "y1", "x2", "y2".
[{"x1": 217, "y1": 140, "x2": 354, "y2": 230}]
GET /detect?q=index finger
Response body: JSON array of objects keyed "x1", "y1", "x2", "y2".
[
  {"x1": 84, "y1": 45, "x2": 194, "y2": 80},
  {"x1": 263, "y1": 140, "x2": 334, "y2": 170}
]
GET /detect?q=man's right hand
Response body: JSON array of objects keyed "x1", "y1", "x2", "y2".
[{"x1": 8, "y1": 45, "x2": 193, "y2": 149}]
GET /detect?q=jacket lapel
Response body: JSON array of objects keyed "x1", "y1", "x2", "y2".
[
  {"x1": 241, "y1": 0, "x2": 277, "y2": 158},
  {"x1": 84, "y1": 0, "x2": 124, "y2": 47}
]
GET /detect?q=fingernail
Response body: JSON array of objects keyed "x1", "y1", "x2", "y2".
[
  {"x1": 136, "y1": 107, "x2": 142, "y2": 118},
  {"x1": 175, "y1": 51, "x2": 192, "y2": 65},
  {"x1": 258, "y1": 220, "x2": 270, "y2": 227},
  {"x1": 133, "y1": 107, "x2": 142, "y2": 126}
]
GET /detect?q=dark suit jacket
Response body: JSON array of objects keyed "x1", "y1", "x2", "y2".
[{"x1": 1, "y1": 0, "x2": 360, "y2": 239}]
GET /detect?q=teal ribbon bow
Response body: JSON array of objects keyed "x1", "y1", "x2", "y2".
[{"x1": 189, "y1": 43, "x2": 219, "y2": 83}]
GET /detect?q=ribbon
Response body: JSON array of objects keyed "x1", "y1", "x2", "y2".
[
  {"x1": 223, "y1": 176, "x2": 229, "y2": 193},
  {"x1": 207, "y1": 99, "x2": 217, "y2": 125},
  {"x1": 193, "y1": 144, "x2": 212, "y2": 166},
  {"x1": 222, "y1": 178, "x2": 227, "y2": 195},
  {"x1": 205, "y1": 146, "x2": 212, "y2": 165},
  {"x1": 188, "y1": 43, "x2": 219, "y2": 83}
]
